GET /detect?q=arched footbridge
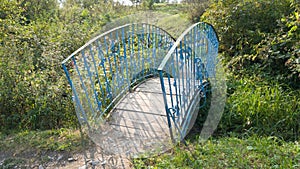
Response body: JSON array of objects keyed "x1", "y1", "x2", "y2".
[{"x1": 62, "y1": 22, "x2": 219, "y2": 156}]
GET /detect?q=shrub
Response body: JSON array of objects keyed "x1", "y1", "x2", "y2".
[
  {"x1": 184, "y1": 0, "x2": 209, "y2": 23},
  {"x1": 201, "y1": 0, "x2": 299, "y2": 87},
  {"x1": 0, "y1": 0, "x2": 127, "y2": 131},
  {"x1": 142, "y1": 0, "x2": 155, "y2": 10}
]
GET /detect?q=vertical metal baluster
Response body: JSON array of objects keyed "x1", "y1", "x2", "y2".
[
  {"x1": 192, "y1": 27, "x2": 196, "y2": 96},
  {"x1": 152, "y1": 25, "x2": 156, "y2": 69},
  {"x1": 109, "y1": 32, "x2": 116, "y2": 96},
  {"x1": 95, "y1": 40, "x2": 108, "y2": 108},
  {"x1": 89, "y1": 45, "x2": 104, "y2": 118},
  {"x1": 141, "y1": 24, "x2": 145, "y2": 76},
  {"x1": 196, "y1": 34, "x2": 204, "y2": 94},
  {"x1": 175, "y1": 47, "x2": 183, "y2": 122},
  {"x1": 167, "y1": 54, "x2": 175, "y2": 121},
  {"x1": 103, "y1": 37, "x2": 112, "y2": 101},
  {"x1": 186, "y1": 33, "x2": 191, "y2": 103},
  {"x1": 147, "y1": 24, "x2": 151, "y2": 69},
  {"x1": 127, "y1": 26, "x2": 132, "y2": 84},
  {"x1": 72, "y1": 56, "x2": 96, "y2": 121},
  {"x1": 136, "y1": 24, "x2": 141, "y2": 78},
  {"x1": 172, "y1": 49, "x2": 180, "y2": 124},
  {"x1": 122, "y1": 27, "x2": 130, "y2": 90},
  {"x1": 157, "y1": 27, "x2": 161, "y2": 63},
  {"x1": 159, "y1": 70, "x2": 174, "y2": 142},
  {"x1": 62, "y1": 62, "x2": 90, "y2": 129},
  {"x1": 180, "y1": 40, "x2": 187, "y2": 115},
  {"x1": 131, "y1": 24, "x2": 136, "y2": 82},
  {"x1": 114, "y1": 31, "x2": 120, "y2": 90},
  {"x1": 116, "y1": 29, "x2": 124, "y2": 90},
  {"x1": 82, "y1": 49, "x2": 99, "y2": 118}
]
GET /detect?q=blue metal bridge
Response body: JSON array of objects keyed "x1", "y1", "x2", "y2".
[{"x1": 62, "y1": 22, "x2": 219, "y2": 156}]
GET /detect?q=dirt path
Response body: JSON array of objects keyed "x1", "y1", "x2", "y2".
[{"x1": 0, "y1": 144, "x2": 132, "y2": 169}]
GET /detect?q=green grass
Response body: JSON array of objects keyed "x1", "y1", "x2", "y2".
[
  {"x1": 0, "y1": 128, "x2": 85, "y2": 153},
  {"x1": 156, "y1": 14, "x2": 191, "y2": 38},
  {"x1": 218, "y1": 76, "x2": 300, "y2": 141},
  {"x1": 1, "y1": 129, "x2": 299, "y2": 169},
  {"x1": 131, "y1": 74, "x2": 300, "y2": 168},
  {"x1": 153, "y1": 3, "x2": 187, "y2": 15},
  {"x1": 133, "y1": 135, "x2": 300, "y2": 168}
]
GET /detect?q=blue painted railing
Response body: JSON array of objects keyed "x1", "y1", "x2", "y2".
[
  {"x1": 158, "y1": 22, "x2": 219, "y2": 142},
  {"x1": 62, "y1": 22, "x2": 219, "y2": 143},
  {"x1": 62, "y1": 23, "x2": 175, "y2": 129}
]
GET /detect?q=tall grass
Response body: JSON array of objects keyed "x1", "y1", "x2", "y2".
[{"x1": 218, "y1": 76, "x2": 300, "y2": 141}]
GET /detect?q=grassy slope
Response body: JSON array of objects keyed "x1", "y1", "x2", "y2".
[
  {"x1": 134, "y1": 136, "x2": 300, "y2": 168},
  {"x1": 0, "y1": 129, "x2": 83, "y2": 153}
]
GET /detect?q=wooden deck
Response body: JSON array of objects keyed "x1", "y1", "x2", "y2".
[
  {"x1": 109, "y1": 78, "x2": 171, "y2": 141},
  {"x1": 88, "y1": 77, "x2": 201, "y2": 156},
  {"x1": 88, "y1": 77, "x2": 179, "y2": 156}
]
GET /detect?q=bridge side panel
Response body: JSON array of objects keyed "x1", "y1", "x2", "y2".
[
  {"x1": 158, "y1": 22, "x2": 219, "y2": 141},
  {"x1": 62, "y1": 23, "x2": 175, "y2": 130}
]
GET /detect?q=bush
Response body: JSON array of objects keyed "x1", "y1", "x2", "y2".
[
  {"x1": 0, "y1": 5, "x2": 78, "y2": 130},
  {"x1": 200, "y1": 0, "x2": 300, "y2": 140},
  {"x1": 184, "y1": 0, "x2": 209, "y2": 23},
  {"x1": 0, "y1": 0, "x2": 128, "y2": 131},
  {"x1": 142, "y1": 0, "x2": 155, "y2": 10},
  {"x1": 201, "y1": 0, "x2": 299, "y2": 87}
]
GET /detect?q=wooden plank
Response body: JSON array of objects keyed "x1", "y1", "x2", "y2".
[
  {"x1": 109, "y1": 109, "x2": 169, "y2": 139},
  {"x1": 135, "y1": 78, "x2": 199, "y2": 101},
  {"x1": 115, "y1": 92, "x2": 166, "y2": 115},
  {"x1": 108, "y1": 77, "x2": 172, "y2": 142},
  {"x1": 89, "y1": 77, "x2": 203, "y2": 156},
  {"x1": 103, "y1": 77, "x2": 200, "y2": 153}
]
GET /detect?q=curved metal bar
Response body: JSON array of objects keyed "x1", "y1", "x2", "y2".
[
  {"x1": 158, "y1": 22, "x2": 218, "y2": 71},
  {"x1": 62, "y1": 23, "x2": 176, "y2": 65},
  {"x1": 62, "y1": 24, "x2": 130, "y2": 65}
]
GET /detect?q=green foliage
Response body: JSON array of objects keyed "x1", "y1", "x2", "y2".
[
  {"x1": 1, "y1": 2, "x2": 299, "y2": 168},
  {"x1": 184, "y1": 0, "x2": 209, "y2": 23},
  {"x1": 0, "y1": 0, "x2": 134, "y2": 131},
  {"x1": 1, "y1": 158, "x2": 27, "y2": 169},
  {"x1": 199, "y1": 0, "x2": 300, "y2": 141},
  {"x1": 153, "y1": 3, "x2": 186, "y2": 15},
  {"x1": 19, "y1": 0, "x2": 59, "y2": 22},
  {"x1": 142, "y1": 0, "x2": 155, "y2": 10},
  {"x1": 201, "y1": 0, "x2": 299, "y2": 86},
  {"x1": 0, "y1": 2, "x2": 77, "y2": 130},
  {"x1": 218, "y1": 76, "x2": 300, "y2": 141},
  {"x1": 133, "y1": 136, "x2": 300, "y2": 168}
]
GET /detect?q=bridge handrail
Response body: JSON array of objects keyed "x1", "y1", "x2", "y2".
[
  {"x1": 157, "y1": 22, "x2": 219, "y2": 141},
  {"x1": 62, "y1": 23, "x2": 176, "y2": 65},
  {"x1": 158, "y1": 22, "x2": 218, "y2": 70},
  {"x1": 62, "y1": 23, "x2": 176, "y2": 128}
]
